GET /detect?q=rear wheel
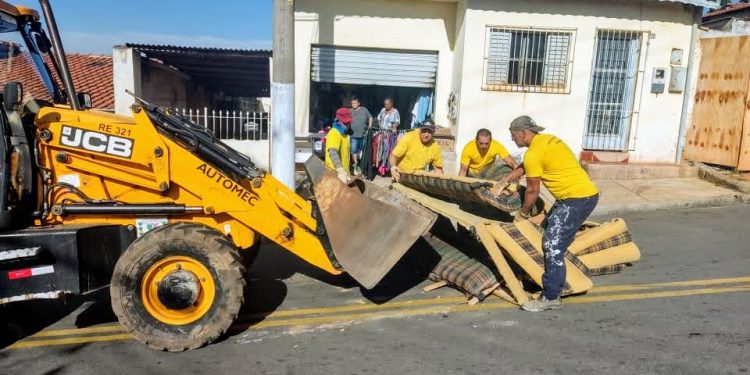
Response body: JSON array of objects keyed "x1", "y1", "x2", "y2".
[{"x1": 110, "y1": 222, "x2": 245, "y2": 351}]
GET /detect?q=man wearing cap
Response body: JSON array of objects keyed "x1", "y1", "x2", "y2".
[
  {"x1": 459, "y1": 128, "x2": 519, "y2": 180},
  {"x1": 506, "y1": 115, "x2": 599, "y2": 312},
  {"x1": 326, "y1": 107, "x2": 354, "y2": 184},
  {"x1": 388, "y1": 120, "x2": 443, "y2": 182}
]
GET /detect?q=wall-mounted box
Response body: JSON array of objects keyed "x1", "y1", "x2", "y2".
[
  {"x1": 670, "y1": 49, "x2": 684, "y2": 65},
  {"x1": 651, "y1": 68, "x2": 666, "y2": 93},
  {"x1": 669, "y1": 66, "x2": 686, "y2": 93}
]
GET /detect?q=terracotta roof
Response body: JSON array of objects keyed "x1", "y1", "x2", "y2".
[
  {"x1": 0, "y1": 50, "x2": 113, "y2": 109},
  {"x1": 704, "y1": 2, "x2": 750, "y2": 18}
]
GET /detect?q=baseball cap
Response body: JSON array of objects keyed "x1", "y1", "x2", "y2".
[
  {"x1": 509, "y1": 115, "x2": 545, "y2": 133},
  {"x1": 336, "y1": 107, "x2": 353, "y2": 124},
  {"x1": 419, "y1": 119, "x2": 436, "y2": 131}
]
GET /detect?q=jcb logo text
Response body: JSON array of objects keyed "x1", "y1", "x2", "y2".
[{"x1": 60, "y1": 125, "x2": 134, "y2": 158}]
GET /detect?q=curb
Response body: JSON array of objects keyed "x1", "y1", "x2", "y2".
[
  {"x1": 591, "y1": 193, "x2": 750, "y2": 217},
  {"x1": 696, "y1": 164, "x2": 750, "y2": 195}
]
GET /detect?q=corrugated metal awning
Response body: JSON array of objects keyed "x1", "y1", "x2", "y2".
[
  {"x1": 657, "y1": 0, "x2": 720, "y2": 9},
  {"x1": 125, "y1": 43, "x2": 271, "y2": 97},
  {"x1": 311, "y1": 45, "x2": 438, "y2": 88}
]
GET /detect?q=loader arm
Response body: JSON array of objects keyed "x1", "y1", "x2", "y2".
[{"x1": 36, "y1": 103, "x2": 341, "y2": 275}]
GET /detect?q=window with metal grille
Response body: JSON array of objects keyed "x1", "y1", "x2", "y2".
[{"x1": 483, "y1": 27, "x2": 574, "y2": 93}]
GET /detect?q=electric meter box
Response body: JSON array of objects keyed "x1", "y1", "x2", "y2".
[{"x1": 651, "y1": 68, "x2": 666, "y2": 94}]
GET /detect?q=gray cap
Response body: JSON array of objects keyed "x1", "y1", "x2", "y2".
[{"x1": 509, "y1": 115, "x2": 545, "y2": 133}]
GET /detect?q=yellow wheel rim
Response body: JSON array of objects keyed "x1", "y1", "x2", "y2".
[{"x1": 140, "y1": 256, "x2": 216, "y2": 325}]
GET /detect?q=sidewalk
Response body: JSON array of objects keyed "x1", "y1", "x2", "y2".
[
  {"x1": 587, "y1": 163, "x2": 750, "y2": 216},
  {"x1": 366, "y1": 163, "x2": 750, "y2": 217}
]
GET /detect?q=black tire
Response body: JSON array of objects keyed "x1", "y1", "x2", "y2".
[{"x1": 110, "y1": 222, "x2": 245, "y2": 351}]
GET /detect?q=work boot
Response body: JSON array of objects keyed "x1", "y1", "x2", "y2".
[{"x1": 521, "y1": 296, "x2": 562, "y2": 312}]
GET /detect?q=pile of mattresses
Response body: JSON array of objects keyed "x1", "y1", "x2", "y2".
[
  {"x1": 492, "y1": 218, "x2": 640, "y2": 296},
  {"x1": 422, "y1": 234, "x2": 501, "y2": 305},
  {"x1": 397, "y1": 170, "x2": 543, "y2": 216},
  {"x1": 393, "y1": 171, "x2": 641, "y2": 305}
]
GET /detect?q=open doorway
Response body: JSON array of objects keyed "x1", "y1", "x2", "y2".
[
  {"x1": 310, "y1": 83, "x2": 433, "y2": 132},
  {"x1": 309, "y1": 45, "x2": 438, "y2": 132}
]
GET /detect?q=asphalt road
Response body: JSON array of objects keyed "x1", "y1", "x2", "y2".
[{"x1": 1, "y1": 205, "x2": 749, "y2": 375}]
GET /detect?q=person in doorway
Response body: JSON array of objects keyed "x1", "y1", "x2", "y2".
[
  {"x1": 350, "y1": 97, "x2": 372, "y2": 176},
  {"x1": 388, "y1": 119, "x2": 443, "y2": 182},
  {"x1": 377, "y1": 97, "x2": 400, "y2": 132},
  {"x1": 504, "y1": 115, "x2": 599, "y2": 312},
  {"x1": 458, "y1": 128, "x2": 519, "y2": 180},
  {"x1": 325, "y1": 107, "x2": 354, "y2": 184}
]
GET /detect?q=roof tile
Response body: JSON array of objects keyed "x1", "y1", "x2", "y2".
[{"x1": 0, "y1": 51, "x2": 113, "y2": 109}]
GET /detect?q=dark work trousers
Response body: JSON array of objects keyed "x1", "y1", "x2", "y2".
[{"x1": 540, "y1": 194, "x2": 599, "y2": 300}]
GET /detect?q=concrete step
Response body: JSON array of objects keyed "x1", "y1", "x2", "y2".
[{"x1": 583, "y1": 162, "x2": 698, "y2": 180}]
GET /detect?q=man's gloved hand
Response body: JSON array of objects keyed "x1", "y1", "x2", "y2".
[
  {"x1": 513, "y1": 209, "x2": 530, "y2": 223},
  {"x1": 390, "y1": 166, "x2": 401, "y2": 182},
  {"x1": 336, "y1": 167, "x2": 350, "y2": 184}
]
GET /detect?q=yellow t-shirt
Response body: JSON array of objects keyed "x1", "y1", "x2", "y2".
[
  {"x1": 391, "y1": 130, "x2": 443, "y2": 172},
  {"x1": 460, "y1": 139, "x2": 511, "y2": 175},
  {"x1": 325, "y1": 126, "x2": 350, "y2": 171},
  {"x1": 523, "y1": 134, "x2": 598, "y2": 200}
]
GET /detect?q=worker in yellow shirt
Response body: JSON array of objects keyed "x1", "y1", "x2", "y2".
[
  {"x1": 388, "y1": 120, "x2": 443, "y2": 182},
  {"x1": 459, "y1": 128, "x2": 518, "y2": 180},
  {"x1": 325, "y1": 107, "x2": 354, "y2": 184},
  {"x1": 504, "y1": 115, "x2": 599, "y2": 313}
]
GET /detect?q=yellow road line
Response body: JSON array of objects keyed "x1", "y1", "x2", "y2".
[
  {"x1": 17, "y1": 276, "x2": 750, "y2": 340},
  {"x1": 30, "y1": 325, "x2": 126, "y2": 338},
  {"x1": 591, "y1": 275, "x2": 750, "y2": 293},
  {"x1": 8, "y1": 333, "x2": 133, "y2": 349},
  {"x1": 8, "y1": 284, "x2": 750, "y2": 350},
  {"x1": 242, "y1": 284, "x2": 750, "y2": 330},
  {"x1": 241, "y1": 275, "x2": 750, "y2": 321}
]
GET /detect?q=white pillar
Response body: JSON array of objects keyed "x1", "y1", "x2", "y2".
[
  {"x1": 271, "y1": 0, "x2": 296, "y2": 188},
  {"x1": 113, "y1": 46, "x2": 142, "y2": 115}
]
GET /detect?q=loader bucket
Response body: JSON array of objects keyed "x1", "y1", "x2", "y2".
[{"x1": 305, "y1": 157, "x2": 437, "y2": 289}]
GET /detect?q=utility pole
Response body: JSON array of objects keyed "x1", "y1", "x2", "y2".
[{"x1": 271, "y1": 0, "x2": 295, "y2": 188}]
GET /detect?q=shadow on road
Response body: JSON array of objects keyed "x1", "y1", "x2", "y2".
[
  {"x1": 0, "y1": 298, "x2": 82, "y2": 349},
  {"x1": 248, "y1": 234, "x2": 442, "y2": 306}
]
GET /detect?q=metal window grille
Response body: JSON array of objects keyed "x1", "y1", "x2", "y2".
[
  {"x1": 173, "y1": 108, "x2": 270, "y2": 140},
  {"x1": 583, "y1": 30, "x2": 642, "y2": 151},
  {"x1": 483, "y1": 27, "x2": 573, "y2": 93}
]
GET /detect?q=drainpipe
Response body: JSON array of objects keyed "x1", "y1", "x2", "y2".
[{"x1": 675, "y1": 6, "x2": 702, "y2": 164}]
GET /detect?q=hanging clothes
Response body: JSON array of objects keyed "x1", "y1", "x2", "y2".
[
  {"x1": 410, "y1": 89, "x2": 434, "y2": 128},
  {"x1": 359, "y1": 127, "x2": 375, "y2": 181}
]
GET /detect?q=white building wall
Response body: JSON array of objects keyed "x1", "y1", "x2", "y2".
[
  {"x1": 455, "y1": 0, "x2": 695, "y2": 164},
  {"x1": 294, "y1": 0, "x2": 458, "y2": 136},
  {"x1": 449, "y1": 0, "x2": 468, "y2": 130}
]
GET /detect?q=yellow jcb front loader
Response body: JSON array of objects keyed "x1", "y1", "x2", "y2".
[{"x1": 0, "y1": 0, "x2": 435, "y2": 351}]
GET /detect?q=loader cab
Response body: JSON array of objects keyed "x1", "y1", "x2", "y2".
[
  {"x1": 0, "y1": 0, "x2": 74, "y2": 230},
  {"x1": 1, "y1": 80, "x2": 38, "y2": 230}
]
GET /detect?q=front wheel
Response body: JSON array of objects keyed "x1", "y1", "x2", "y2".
[{"x1": 110, "y1": 222, "x2": 245, "y2": 351}]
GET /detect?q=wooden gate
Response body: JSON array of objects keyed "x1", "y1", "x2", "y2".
[{"x1": 683, "y1": 36, "x2": 750, "y2": 171}]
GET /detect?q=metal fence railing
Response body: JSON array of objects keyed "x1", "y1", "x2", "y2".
[{"x1": 174, "y1": 108, "x2": 270, "y2": 140}]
